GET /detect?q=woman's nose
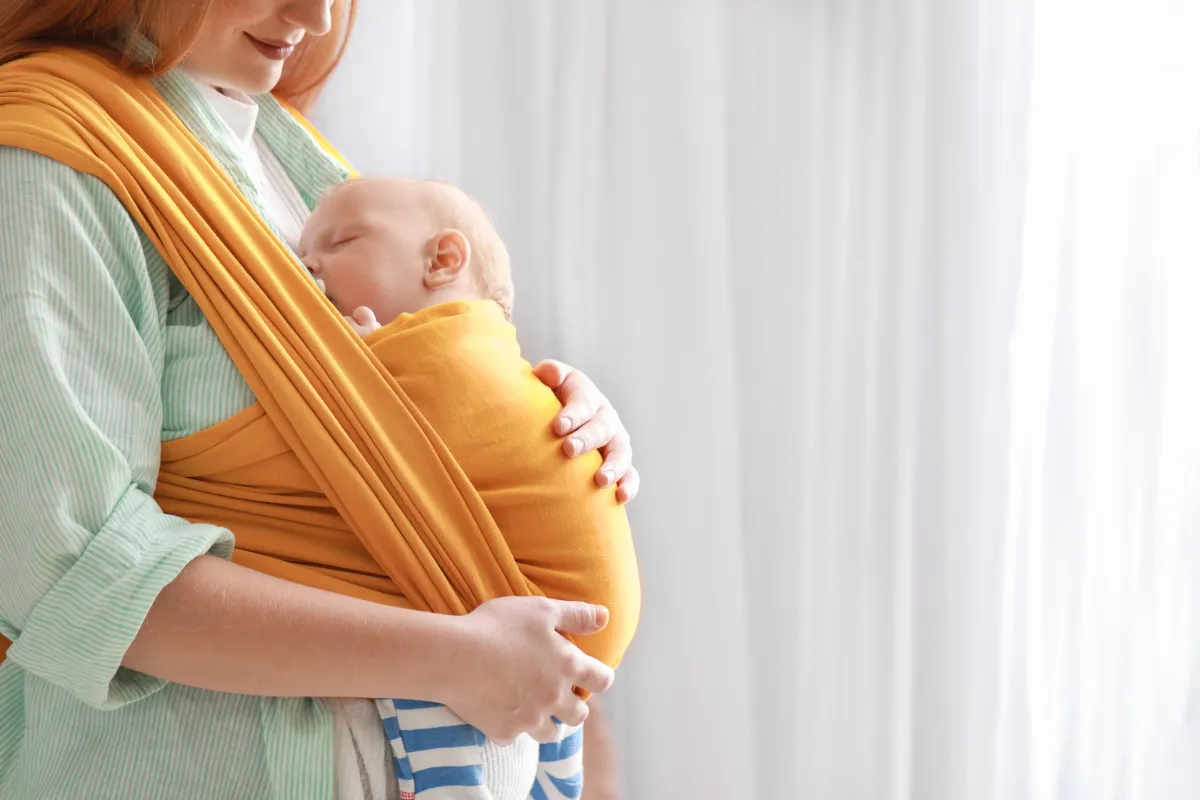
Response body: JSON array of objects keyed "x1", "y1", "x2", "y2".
[{"x1": 280, "y1": 0, "x2": 334, "y2": 37}]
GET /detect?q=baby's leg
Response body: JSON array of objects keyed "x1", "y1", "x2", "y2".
[
  {"x1": 377, "y1": 698, "x2": 492, "y2": 800},
  {"x1": 528, "y1": 721, "x2": 584, "y2": 800}
]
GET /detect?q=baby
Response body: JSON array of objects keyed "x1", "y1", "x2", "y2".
[
  {"x1": 297, "y1": 178, "x2": 639, "y2": 800},
  {"x1": 299, "y1": 177, "x2": 514, "y2": 334}
]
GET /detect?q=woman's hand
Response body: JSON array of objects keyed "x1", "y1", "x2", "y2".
[
  {"x1": 533, "y1": 360, "x2": 640, "y2": 503},
  {"x1": 440, "y1": 596, "x2": 615, "y2": 745}
]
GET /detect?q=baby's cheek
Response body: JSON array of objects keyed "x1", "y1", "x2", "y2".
[
  {"x1": 317, "y1": 276, "x2": 347, "y2": 314},
  {"x1": 333, "y1": 274, "x2": 366, "y2": 311}
]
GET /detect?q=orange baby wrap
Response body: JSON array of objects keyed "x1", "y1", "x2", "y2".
[{"x1": 156, "y1": 300, "x2": 641, "y2": 666}]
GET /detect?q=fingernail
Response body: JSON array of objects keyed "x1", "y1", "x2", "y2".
[
  {"x1": 599, "y1": 469, "x2": 615, "y2": 487},
  {"x1": 557, "y1": 416, "x2": 573, "y2": 435},
  {"x1": 568, "y1": 437, "x2": 584, "y2": 456}
]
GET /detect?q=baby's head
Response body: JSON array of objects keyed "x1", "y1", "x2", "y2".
[{"x1": 299, "y1": 177, "x2": 513, "y2": 323}]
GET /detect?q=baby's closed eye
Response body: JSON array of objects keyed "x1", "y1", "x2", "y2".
[{"x1": 327, "y1": 224, "x2": 365, "y2": 250}]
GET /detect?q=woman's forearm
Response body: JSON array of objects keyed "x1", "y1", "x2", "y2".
[{"x1": 124, "y1": 554, "x2": 463, "y2": 700}]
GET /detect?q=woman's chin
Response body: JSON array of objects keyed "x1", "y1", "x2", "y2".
[
  {"x1": 189, "y1": 60, "x2": 286, "y2": 97},
  {"x1": 231, "y1": 64, "x2": 287, "y2": 96}
]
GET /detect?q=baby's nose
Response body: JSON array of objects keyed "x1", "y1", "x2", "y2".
[{"x1": 302, "y1": 257, "x2": 321, "y2": 275}]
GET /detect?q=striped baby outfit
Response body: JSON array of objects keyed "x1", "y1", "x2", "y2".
[{"x1": 378, "y1": 700, "x2": 585, "y2": 800}]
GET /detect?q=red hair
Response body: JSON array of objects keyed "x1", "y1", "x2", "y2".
[{"x1": 0, "y1": 0, "x2": 356, "y2": 110}]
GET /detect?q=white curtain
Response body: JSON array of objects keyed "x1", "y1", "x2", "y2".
[
  {"x1": 313, "y1": 2, "x2": 1199, "y2": 798},
  {"x1": 998, "y1": 2, "x2": 1200, "y2": 799}
]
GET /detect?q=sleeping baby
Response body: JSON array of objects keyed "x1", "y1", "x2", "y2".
[{"x1": 297, "y1": 177, "x2": 640, "y2": 800}]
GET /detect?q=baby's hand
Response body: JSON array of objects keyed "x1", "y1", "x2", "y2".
[{"x1": 344, "y1": 306, "x2": 381, "y2": 337}]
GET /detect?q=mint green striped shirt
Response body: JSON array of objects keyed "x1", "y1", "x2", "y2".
[{"x1": 0, "y1": 67, "x2": 350, "y2": 799}]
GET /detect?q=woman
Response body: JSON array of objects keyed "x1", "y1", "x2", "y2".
[{"x1": 0, "y1": 1, "x2": 639, "y2": 798}]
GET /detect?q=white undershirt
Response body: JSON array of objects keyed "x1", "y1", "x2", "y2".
[
  {"x1": 185, "y1": 75, "x2": 538, "y2": 800},
  {"x1": 186, "y1": 77, "x2": 311, "y2": 252}
]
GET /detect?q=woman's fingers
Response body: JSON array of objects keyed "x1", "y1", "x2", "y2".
[
  {"x1": 534, "y1": 361, "x2": 604, "y2": 437},
  {"x1": 572, "y1": 655, "x2": 616, "y2": 696},
  {"x1": 550, "y1": 601, "x2": 610, "y2": 636},
  {"x1": 594, "y1": 430, "x2": 632, "y2": 487},
  {"x1": 532, "y1": 359, "x2": 571, "y2": 392},
  {"x1": 616, "y1": 466, "x2": 641, "y2": 504},
  {"x1": 563, "y1": 404, "x2": 619, "y2": 458},
  {"x1": 529, "y1": 717, "x2": 561, "y2": 745},
  {"x1": 546, "y1": 601, "x2": 615, "y2": 693},
  {"x1": 533, "y1": 361, "x2": 640, "y2": 501},
  {"x1": 555, "y1": 699, "x2": 591, "y2": 729}
]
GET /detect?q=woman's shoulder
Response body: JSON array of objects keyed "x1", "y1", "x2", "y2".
[
  {"x1": 0, "y1": 145, "x2": 164, "y2": 308},
  {"x1": 0, "y1": 143, "x2": 123, "y2": 195},
  {"x1": 0, "y1": 145, "x2": 138, "y2": 232}
]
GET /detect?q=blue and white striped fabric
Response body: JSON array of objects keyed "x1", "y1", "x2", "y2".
[
  {"x1": 530, "y1": 720, "x2": 585, "y2": 800},
  {"x1": 376, "y1": 699, "x2": 584, "y2": 800}
]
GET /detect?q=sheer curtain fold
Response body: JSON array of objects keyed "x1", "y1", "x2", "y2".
[{"x1": 314, "y1": 2, "x2": 1197, "y2": 798}]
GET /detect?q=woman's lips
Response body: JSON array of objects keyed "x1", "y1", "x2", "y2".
[{"x1": 245, "y1": 34, "x2": 297, "y2": 61}]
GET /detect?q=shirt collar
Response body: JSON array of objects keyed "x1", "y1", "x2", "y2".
[{"x1": 182, "y1": 72, "x2": 260, "y2": 148}]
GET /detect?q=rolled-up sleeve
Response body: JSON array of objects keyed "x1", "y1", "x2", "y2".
[{"x1": 0, "y1": 148, "x2": 234, "y2": 710}]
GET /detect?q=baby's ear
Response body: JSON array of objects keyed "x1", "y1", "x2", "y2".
[{"x1": 427, "y1": 230, "x2": 470, "y2": 284}]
